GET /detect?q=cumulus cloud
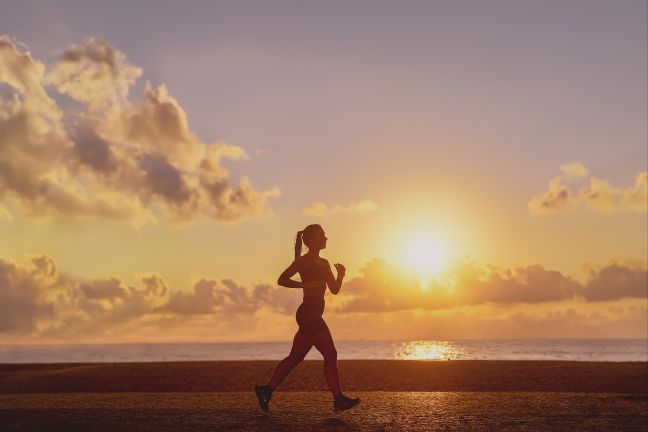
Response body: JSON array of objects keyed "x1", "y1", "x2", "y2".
[
  {"x1": 303, "y1": 199, "x2": 378, "y2": 216},
  {"x1": 328, "y1": 301, "x2": 648, "y2": 340},
  {"x1": 0, "y1": 253, "x2": 301, "y2": 338},
  {"x1": 581, "y1": 173, "x2": 647, "y2": 212},
  {"x1": 528, "y1": 163, "x2": 647, "y2": 213},
  {"x1": 581, "y1": 260, "x2": 648, "y2": 301},
  {"x1": 0, "y1": 255, "x2": 58, "y2": 332},
  {"x1": 0, "y1": 35, "x2": 279, "y2": 226},
  {"x1": 336, "y1": 257, "x2": 647, "y2": 313},
  {"x1": 442, "y1": 260, "x2": 583, "y2": 305},
  {"x1": 161, "y1": 278, "x2": 300, "y2": 316},
  {"x1": 45, "y1": 37, "x2": 142, "y2": 110},
  {"x1": 79, "y1": 278, "x2": 128, "y2": 300},
  {"x1": 1, "y1": 252, "x2": 644, "y2": 339}
]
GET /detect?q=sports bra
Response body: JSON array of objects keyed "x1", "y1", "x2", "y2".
[
  {"x1": 299, "y1": 257, "x2": 329, "y2": 282},
  {"x1": 298, "y1": 257, "x2": 329, "y2": 298}
]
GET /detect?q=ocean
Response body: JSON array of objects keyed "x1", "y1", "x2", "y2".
[{"x1": 0, "y1": 339, "x2": 646, "y2": 363}]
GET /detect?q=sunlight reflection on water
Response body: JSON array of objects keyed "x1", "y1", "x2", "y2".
[
  {"x1": 0, "y1": 339, "x2": 645, "y2": 362},
  {"x1": 395, "y1": 341, "x2": 463, "y2": 360}
]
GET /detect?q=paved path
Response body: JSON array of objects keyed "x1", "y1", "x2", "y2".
[
  {"x1": 1, "y1": 361, "x2": 645, "y2": 394},
  {"x1": 1, "y1": 392, "x2": 646, "y2": 431}
]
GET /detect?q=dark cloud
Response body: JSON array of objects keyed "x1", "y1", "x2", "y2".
[
  {"x1": 69, "y1": 124, "x2": 118, "y2": 174},
  {"x1": 582, "y1": 261, "x2": 648, "y2": 301},
  {"x1": 79, "y1": 279, "x2": 127, "y2": 300},
  {"x1": 138, "y1": 154, "x2": 195, "y2": 205}
]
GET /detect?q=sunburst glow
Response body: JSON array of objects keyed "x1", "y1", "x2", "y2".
[{"x1": 404, "y1": 234, "x2": 446, "y2": 286}]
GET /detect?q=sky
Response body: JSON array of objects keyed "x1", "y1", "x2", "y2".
[{"x1": 0, "y1": 0, "x2": 646, "y2": 343}]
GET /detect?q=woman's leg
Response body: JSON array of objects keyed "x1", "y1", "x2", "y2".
[
  {"x1": 268, "y1": 330, "x2": 314, "y2": 389},
  {"x1": 312, "y1": 327, "x2": 342, "y2": 397}
]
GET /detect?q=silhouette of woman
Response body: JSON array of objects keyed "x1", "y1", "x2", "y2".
[{"x1": 255, "y1": 224, "x2": 360, "y2": 413}]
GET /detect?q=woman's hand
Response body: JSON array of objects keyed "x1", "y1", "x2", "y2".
[{"x1": 334, "y1": 263, "x2": 346, "y2": 278}]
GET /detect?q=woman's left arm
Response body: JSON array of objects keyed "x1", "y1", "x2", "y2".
[{"x1": 324, "y1": 259, "x2": 345, "y2": 295}]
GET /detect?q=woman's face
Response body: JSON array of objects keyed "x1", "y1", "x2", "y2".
[{"x1": 308, "y1": 229, "x2": 327, "y2": 250}]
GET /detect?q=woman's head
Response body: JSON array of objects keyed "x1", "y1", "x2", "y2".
[{"x1": 295, "y1": 224, "x2": 327, "y2": 258}]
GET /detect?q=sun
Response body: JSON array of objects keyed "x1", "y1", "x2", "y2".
[{"x1": 404, "y1": 234, "x2": 446, "y2": 282}]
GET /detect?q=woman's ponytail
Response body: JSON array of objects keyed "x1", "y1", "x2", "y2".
[{"x1": 294, "y1": 230, "x2": 304, "y2": 259}]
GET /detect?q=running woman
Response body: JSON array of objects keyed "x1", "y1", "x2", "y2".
[{"x1": 255, "y1": 224, "x2": 361, "y2": 413}]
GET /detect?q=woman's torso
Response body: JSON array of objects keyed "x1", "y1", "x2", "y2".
[{"x1": 298, "y1": 256, "x2": 329, "y2": 300}]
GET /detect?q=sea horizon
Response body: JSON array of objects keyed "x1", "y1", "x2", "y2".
[{"x1": 1, "y1": 338, "x2": 646, "y2": 363}]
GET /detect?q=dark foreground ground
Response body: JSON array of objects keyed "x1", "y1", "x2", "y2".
[
  {"x1": 1, "y1": 391, "x2": 647, "y2": 432},
  {"x1": 0, "y1": 361, "x2": 646, "y2": 431}
]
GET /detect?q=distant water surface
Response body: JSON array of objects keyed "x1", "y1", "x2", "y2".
[{"x1": 0, "y1": 339, "x2": 645, "y2": 363}]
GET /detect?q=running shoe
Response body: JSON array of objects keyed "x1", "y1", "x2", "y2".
[
  {"x1": 254, "y1": 384, "x2": 273, "y2": 412},
  {"x1": 333, "y1": 394, "x2": 361, "y2": 412}
]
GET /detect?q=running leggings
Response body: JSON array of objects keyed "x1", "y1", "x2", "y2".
[{"x1": 295, "y1": 297, "x2": 329, "y2": 337}]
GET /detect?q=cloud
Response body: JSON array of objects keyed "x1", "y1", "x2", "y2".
[
  {"x1": 528, "y1": 176, "x2": 572, "y2": 211},
  {"x1": 161, "y1": 278, "x2": 300, "y2": 316},
  {"x1": 581, "y1": 173, "x2": 647, "y2": 212},
  {"x1": 328, "y1": 301, "x2": 648, "y2": 340},
  {"x1": 560, "y1": 162, "x2": 589, "y2": 179},
  {"x1": 443, "y1": 260, "x2": 583, "y2": 305},
  {"x1": 334, "y1": 258, "x2": 426, "y2": 313},
  {"x1": 0, "y1": 35, "x2": 279, "y2": 226},
  {"x1": 303, "y1": 199, "x2": 378, "y2": 216},
  {"x1": 0, "y1": 253, "x2": 301, "y2": 338},
  {"x1": 0, "y1": 252, "x2": 644, "y2": 340},
  {"x1": 159, "y1": 279, "x2": 221, "y2": 315},
  {"x1": 529, "y1": 163, "x2": 647, "y2": 213},
  {"x1": 336, "y1": 257, "x2": 647, "y2": 313},
  {"x1": 79, "y1": 278, "x2": 128, "y2": 300},
  {"x1": 0, "y1": 255, "x2": 58, "y2": 332},
  {"x1": 0, "y1": 36, "x2": 60, "y2": 118},
  {"x1": 581, "y1": 260, "x2": 648, "y2": 301},
  {"x1": 45, "y1": 37, "x2": 142, "y2": 110}
]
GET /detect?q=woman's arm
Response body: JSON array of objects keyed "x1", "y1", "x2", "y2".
[
  {"x1": 324, "y1": 259, "x2": 345, "y2": 295},
  {"x1": 277, "y1": 258, "x2": 305, "y2": 288}
]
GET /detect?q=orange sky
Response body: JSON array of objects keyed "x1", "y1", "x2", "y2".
[{"x1": 0, "y1": 1, "x2": 646, "y2": 343}]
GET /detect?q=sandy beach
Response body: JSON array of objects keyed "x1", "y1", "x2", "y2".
[{"x1": 0, "y1": 361, "x2": 646, "y2": 431}]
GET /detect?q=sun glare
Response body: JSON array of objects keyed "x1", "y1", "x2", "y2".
[{"x1": 405, "y1": 235, "x2": 446, "y2": 284}]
